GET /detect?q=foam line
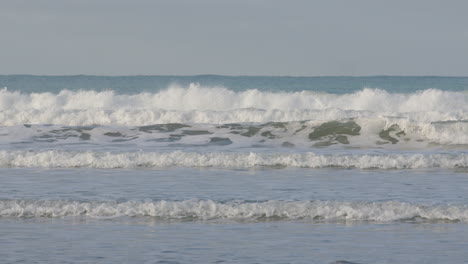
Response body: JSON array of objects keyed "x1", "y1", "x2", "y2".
[
  {"x1": 1, "y1": 199, "x2": 466, "y2": 222},
  {"x1": 0, "y1": 150, "x2": 466, "y2": 169}
]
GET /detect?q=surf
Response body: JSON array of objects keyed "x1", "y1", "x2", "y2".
[
  {"x1": 2, "y1": 199, "x2": 467, "y2": 222},
  {"x1": 1, "y1": 85, "x2": 467, "y2": 112},
  {"x1": 0, "y1": 150, "x2": 466, "y2": 169},
  {"x1": 2, "y1": 119, "x2": 468, "y2": 146}
]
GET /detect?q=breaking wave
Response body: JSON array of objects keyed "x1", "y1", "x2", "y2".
[
  {"x1": 1, "y1": 150, "x2": 466, "y2": 169},
  {"x1": 0, "y1": 85, "x2": 467, "y2": 126},
  {"x1": 1, "y1": 199, "x2": 467, "y2": 222}
]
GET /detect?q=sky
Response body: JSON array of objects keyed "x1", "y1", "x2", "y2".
[{"x1": 1, "y1": 0, "x2": 467, "y2": 76}]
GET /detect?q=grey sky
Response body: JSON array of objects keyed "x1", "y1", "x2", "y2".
[{"x1": 1, "y1": 0, "x2": 467, "y2": 76}]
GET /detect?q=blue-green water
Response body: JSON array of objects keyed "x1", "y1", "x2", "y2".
[{"x1": 1, "y1": 75, "x2": 467, "y2": 94}]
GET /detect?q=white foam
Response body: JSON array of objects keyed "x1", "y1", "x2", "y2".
[
  {"x1": 1, "y1": 116, "x2": 467, "y2": 146},
  {"x1": 1, "y1": 199, "x2": 466, "y2": 222},
  {"x1": 0, "y1": 150, "x2": 466, "y2": 169},
  {"x1": 0, "y1": 108, "x2": 367, "y2": 126},
  {"x1": 1, "y1": 108, "x2": 467, "y2": 127},
  {"x1": 0, "y1": 85, "x2": 467, "y2": 126}
]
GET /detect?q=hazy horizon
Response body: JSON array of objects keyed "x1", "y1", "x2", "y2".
[{"x1": 2, "y1": 74, "x2": 468, "y2": 78}]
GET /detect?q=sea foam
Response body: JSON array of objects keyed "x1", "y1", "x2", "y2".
[
  {"x1": 1, "y1": 199, "x2": 466, "y2": 222},
  {"x1": 1, "y1": 150, "x2": 466, "y2": 169}
]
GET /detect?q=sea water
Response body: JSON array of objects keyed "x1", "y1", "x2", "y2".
[{"x1": 0, "y1": 75, "x2": 467, "y2": 263}]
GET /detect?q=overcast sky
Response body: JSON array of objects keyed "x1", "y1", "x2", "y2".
[{"x1": 1, "y1": 0, "x2": 467, "y2": 76}]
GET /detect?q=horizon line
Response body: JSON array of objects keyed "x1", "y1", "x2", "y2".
[{"x1": 1, "y1": 74, "x2": 468, "y2": 78}]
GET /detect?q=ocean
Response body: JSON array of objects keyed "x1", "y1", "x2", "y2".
[{"x1": 0, "y1": 75, "x2": 467, "y2": 264}]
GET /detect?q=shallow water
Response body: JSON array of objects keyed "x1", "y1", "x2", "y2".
[
  {"x1": 2, "y1": 217, "x2": 468, "y2": 264},
  {"x1": 1, "y1": 167, "x2": 468, "y2": 263},
  {"x1": 1, "y1": 167, "x2": 467, "y2": 205}
]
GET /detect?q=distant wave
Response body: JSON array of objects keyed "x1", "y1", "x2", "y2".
[
  {"x1": 1, "y1": 199, "x2": 467, "y2": 222},
  {"x1": 1, "y1": 150, "x2": 466, "y2": 169},
  {"x1": 0, "y1": 85, "x2": 467, "y2": 126}
]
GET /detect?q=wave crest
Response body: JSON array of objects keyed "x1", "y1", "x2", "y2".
[{"x1": 0, "y1": 85, "x2": 467, "y2": 126}]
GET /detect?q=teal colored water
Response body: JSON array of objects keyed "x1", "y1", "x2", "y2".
[{"x1": 1, "y1": 75, "x2": 467, "y2": 94}]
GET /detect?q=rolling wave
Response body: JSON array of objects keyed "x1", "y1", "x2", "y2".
[
  {"x1": 1, "y1": 199, "x2": 467, "y2": 222},
  {"x1": 0, "y1": 85, "x2": 467, "y2": 126},
  {"x1": 1, "y1": 108, "x2": 467, "y2": 127},
  {"x1": 0, "y1": 150, "x2": 466, "y2": 169}
]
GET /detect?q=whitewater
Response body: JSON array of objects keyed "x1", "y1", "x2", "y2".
[
  {"x1": 1, "y1": 84, "x2": 467, "y2": 125},
  {"x1": 0, "y1": 150, "x2": 467, "y2": 169},
  {"x1": 1, "y1": 75, "x2": 467, "y2": 264},
  {"x1": 2, "y1": 199, "x2": 467, "y2": 222}
]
